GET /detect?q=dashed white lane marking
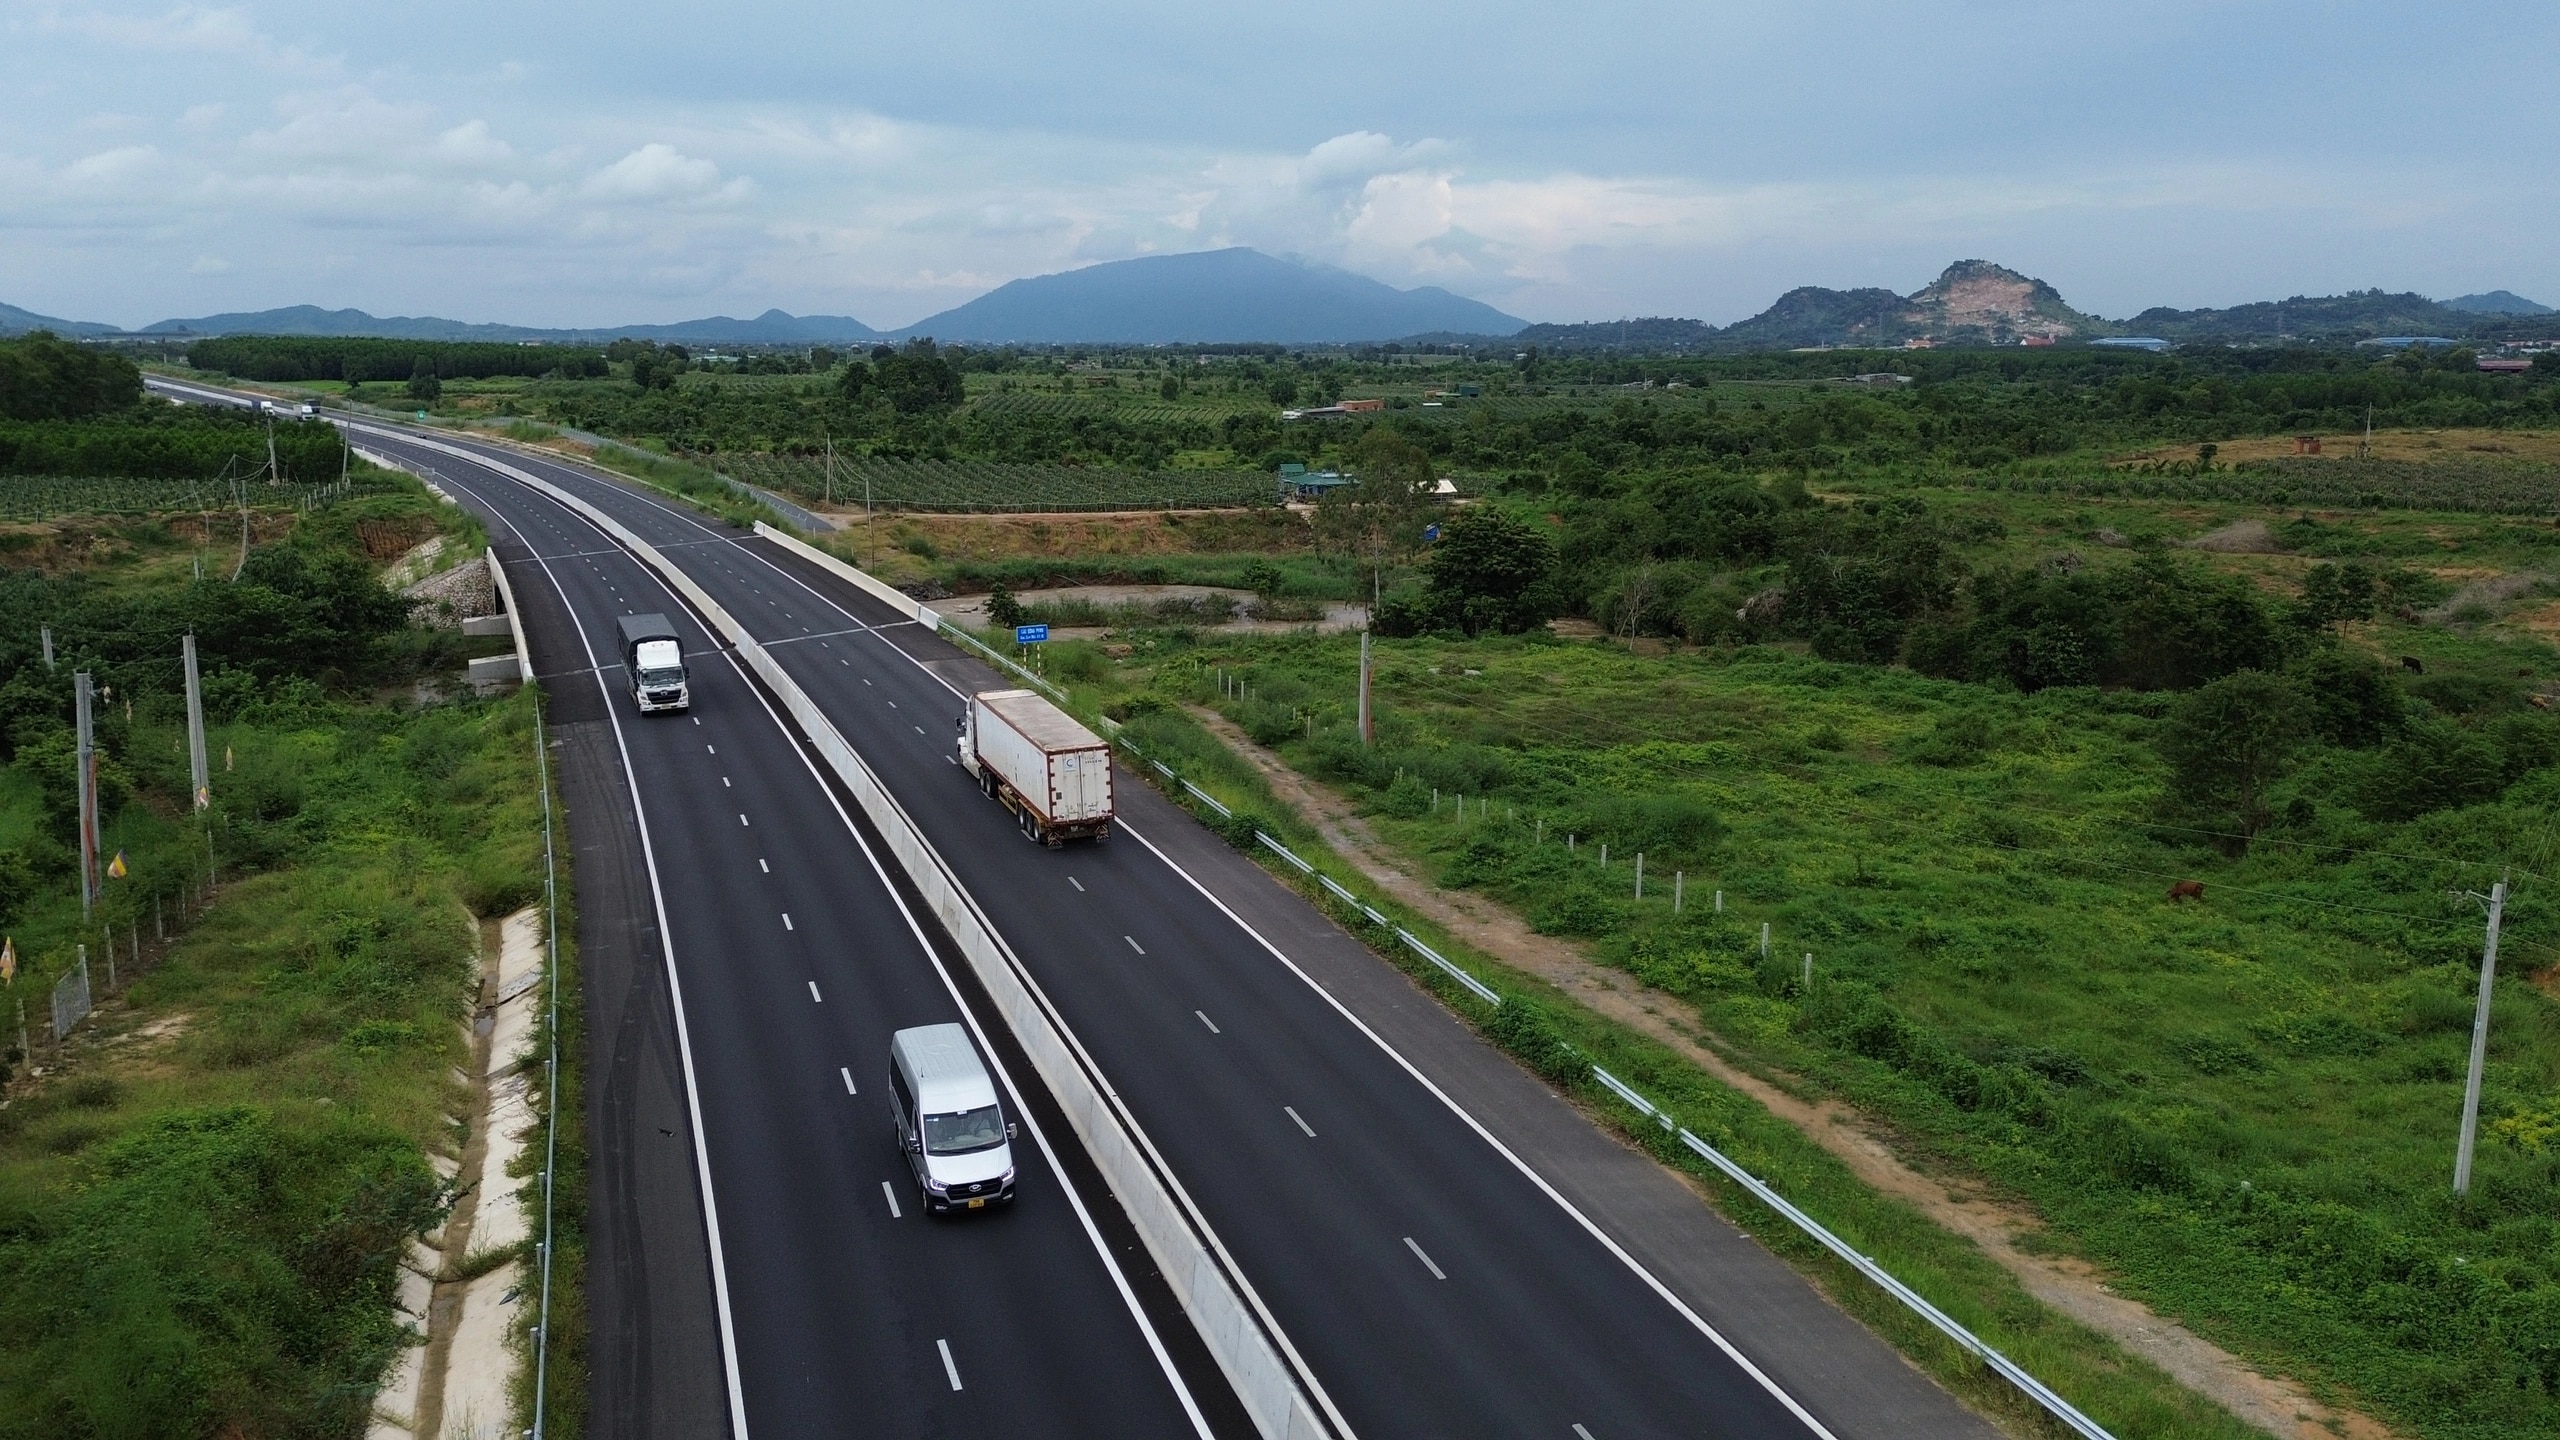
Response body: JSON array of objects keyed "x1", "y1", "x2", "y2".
[
  {"x1": 841, "y1": 1067, "x2": 857, "y2": 1094},
  {"x1": 807, "y1": 980, "x2": 823, "y2": 1003},
  {"x1": 706, "y1": 744, "x2": 716, "y2": 754},
  {"x1": 1125, "y1": 935, "x2": 1145, "y2": 955},
  {"x1": 913, "y1": 725, "x2": 924, "y2": 735},
  {"x1": 738, "y1": 813, "x2": 750, "y2": 826},
  {"x1": 1068, "y1": 876, "x2": 1085, "y2": 893},
  {"x1": 782, "y1": 913, "x2": 794, "y2": 931},
  {"x1": 1196, "y1": 1011, "x2": 1219, "y2": 1034},
  {"x1": 862, "y1": 677, "x2": 871, "y2": 685},
  {"x1": 1285, "y1": 1106, "x2": 1316, "y2": 1138},
  {"x1": 692, "y1": 716, "x2": 701, "y2": 726},
  {"x1": 937, "y1": 1338, "x2": 962, "y2": 1391},
  {"x1": 1574, "y1": 1426, "x2": 1597, "y2": 1440},
  {"x1": 886, "y1": 699, "x2": 898, "y2": 709},
  {"x1": 722, "y1": 776, "x2": 731, "y2": 788},
  {"x1": 881, "y1": 1181, "x2": 901, "y2": 1219},
  {"x1": 1404, "y1": 1236, "x2": 1447, "y2": 1280},
  {"x1": 759, "y1": 858, "x2": 769, "y2": 873}
]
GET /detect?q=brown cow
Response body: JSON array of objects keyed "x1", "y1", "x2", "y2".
[
  {"x1": 2534, "y1": 695, "x2": 2552, "y2": 711},
  {"x1": 2166, "y1": 880, "x2": 2205, "y2": 903}
]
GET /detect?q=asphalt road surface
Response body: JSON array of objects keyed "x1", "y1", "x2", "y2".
[{"x1": 151, "y1": 379, "x2": 2007, "y2": 1440}]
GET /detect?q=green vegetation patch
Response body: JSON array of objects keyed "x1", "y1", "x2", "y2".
[{"x1": 1081, "y1": 619, "x2": 2560, "y2": 1439}]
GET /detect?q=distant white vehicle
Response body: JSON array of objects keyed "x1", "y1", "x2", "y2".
[{"x1": 296, "y1": 402, "x2": 318, "y2": 418}]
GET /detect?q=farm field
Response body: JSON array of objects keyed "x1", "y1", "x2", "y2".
[
  {"x1": 719, "y1": 451, "x2": 1274, "y2": 511},
  {"x1": 1030, "y1": 483, "x2": 2560, "y2": 1440}
]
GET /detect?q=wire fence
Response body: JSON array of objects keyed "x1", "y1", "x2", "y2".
[{"x1": 1112, "y1": 733, "x2": 2118, "y2": 1440}]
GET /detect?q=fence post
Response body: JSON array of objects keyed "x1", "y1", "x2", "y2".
[
  {"x1": 1761, "y1": 922, "x2": 1770, "y2": 959},
  {"x1": 1674, "y1": 871, "x2": 1682, "y2": 912},
  {"x1": 1635, "y1": 853, "x2": 1643, "y2": 899}
]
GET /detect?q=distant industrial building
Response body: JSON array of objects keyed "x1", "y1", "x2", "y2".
[
  {"x1": 2092, "y1": 336, "x2": 2172, "y2": 352},
  {"x1": 2355, "y1": 336, "x2": 2460, "y2": 350}
]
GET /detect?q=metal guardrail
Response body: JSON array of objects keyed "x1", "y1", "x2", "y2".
[
  {"x1": 753, "y1": 512, "x2": 2113, "y2": 1440},
  {"x1": 1589, "y1": 1067, "x2": 2119, "y2": 1440}
]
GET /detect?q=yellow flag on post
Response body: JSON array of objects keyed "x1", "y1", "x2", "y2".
[{"x1": 107, "y1": 851, "x2": 128, "y2": 879}]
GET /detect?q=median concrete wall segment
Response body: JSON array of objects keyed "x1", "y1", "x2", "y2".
[
  {"x1": 484, "y1": 545, "x2": 535, "y2": 684},
  {"x1": 361, "y1": 425, "x2": 1338, "y2": 1440}
]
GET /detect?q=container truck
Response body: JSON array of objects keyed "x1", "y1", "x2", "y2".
[
  {"x1": 958, "y1": 689, "x2": 1112, "y2": 845},
  {"x1": 616, "y1": 613, "x2": 690, "y2": 714}
]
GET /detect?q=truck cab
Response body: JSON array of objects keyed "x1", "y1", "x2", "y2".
[
  {"x1": 887, "y1": 1024, "x2": 1017, "y2": 1214},
  {"x1": 615, "y1": 613, "x2": 690, "y2": 713}
]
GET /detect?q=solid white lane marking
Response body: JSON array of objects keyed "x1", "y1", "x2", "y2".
[
  {"x1": 1405, "y1": 1236, "x2": 1447, "y2": 1280},
  {"x1": 1116, "y1": 814, "x2": 1842, "y2": 1440},
  {"x1": 782, "y1": 913, "x2": 794, "y2": 931},
  {"x1": 882, "y1": 1181, "x2": 901, "y2": 1219},
  {"x1": 807, "y1": 981, "x2": 823, "y2": 1003},
  {"x1": 759, "y1": 858, "x2": 769, "y2": 873},
  {"x1": 937, "y1": 1338, "x2": 962, "y2": 1391},
  {"x1": 1196, "y1": 1011, "x2": 1219, "y2": 1034},
  {"x1": 1125, "y1": 935, "x2": 1145, "y2": 955},
  {"x1": 1285, "y1": 1106, "x2": 1315, "y2": 1138},
  {"x1": 841, "y1": 1067, "x2": 857, "y2": 1094},
  {"x1": 445, "y1": 434, "x2": 1216, "y2": 1439},
  {"x1": 1069, "y1": 876, "x2": 1085, "y2": 892}
]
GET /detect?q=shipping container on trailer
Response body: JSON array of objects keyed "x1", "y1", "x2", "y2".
[{"x1": 958, "y1": 688, "x2": 1113, "y2": 845}]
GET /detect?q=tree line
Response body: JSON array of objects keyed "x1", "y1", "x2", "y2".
[{"x1": 186, "y1": 336, "x2": 611, "y2": 383}]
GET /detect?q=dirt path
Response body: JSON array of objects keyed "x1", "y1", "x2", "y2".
[{"x1": 1189, "y1": 704, "x2": 2396, "y2": 1440}]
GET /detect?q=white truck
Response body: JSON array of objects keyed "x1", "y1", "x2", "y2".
[
  {"x1": 959, "y1": 689, "x2": 1113, "y2": 846},
  {"x1": 616, "y1": 613, "x2": 690, "y2": 714}
]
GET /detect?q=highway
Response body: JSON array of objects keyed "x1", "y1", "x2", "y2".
[
  {"x1": 154, "y1": 377, "x2": 2003, "y2": 1439},
  {"x1": 329, "y1": 412, "x2": 1231, "y2": 1438}
]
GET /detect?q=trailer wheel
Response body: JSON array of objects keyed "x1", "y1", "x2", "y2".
[
  {"x1": 1019, "y1": 808, "x2": 1037, "y2": 843},
  {"x1": 977, "y1": 767, "x2": 994, "y2": 798}
]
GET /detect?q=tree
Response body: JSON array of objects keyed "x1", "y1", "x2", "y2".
[
  {"x1": 873, "y1": 339, "x2": 965, "y2": 414},
  {"x1": 1415, "y1": 506, "x2": 1560, "y2": 637},
  {"x1": 1315, "y1": 427, "x2": 1438, "y2": 605},
  {"x1": 2296, "y1": 561, "x2": 2377, "y2": 631},
  {"x1": 0, "y1": 331, "x2": 140, "y2": 420},
  {"x1": 405, "y1": 358, "x2": 441, "y2": 402},
  {"x1": 985, "y1": 584, "x2": 1024, "y2": 630},
  {"x1": 2156, "y1": 670, "x2": 2311, "y2": 839}
]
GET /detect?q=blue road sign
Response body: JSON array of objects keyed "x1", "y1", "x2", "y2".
[
  {"x1": 1015, "y1": 624, "x2": 1050, "y2": 644},
  {"x1": 1422, "y1": 522, "x2": 1441, "y2": 541}
]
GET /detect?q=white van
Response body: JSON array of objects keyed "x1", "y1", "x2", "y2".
[{"x1": 888, "y1": 1023, "x2": 1017, "y2": 1213}]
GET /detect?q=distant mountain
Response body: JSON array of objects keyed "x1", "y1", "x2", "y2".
[
  {"x1": 0, "y1": 301, "x2": 121, "y2": 338},
  {"x1": 2120, "y1": 290, "x2": 2471, "y2": 343},
  {"x1": 1509, "y1": 317, "x2": 1718, "y2": 351},
  {"x1": 2444, "y1": 290, "x2": 2552, "y2": 316},
  {"x1": 1519, "y1": 261, "x2": 2110, "y2": 353},
  {"x1": 139, "y1": 304, "x2": 882, "y2": 344},
  {"x1": 893, "y1": 248, "x2": 1526, "y2": 344}
]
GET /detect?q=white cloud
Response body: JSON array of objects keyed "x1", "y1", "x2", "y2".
[
  {"x1": 582, "y1": 143, "x2": 751, "y2": 206},
  {"x1": 44, "y1": 4, "x2": 334, "y2": 73}
]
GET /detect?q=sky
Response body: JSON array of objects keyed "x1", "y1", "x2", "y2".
[{"x1": 2, "y1": 2, "x2": 2554, "y2": 331}]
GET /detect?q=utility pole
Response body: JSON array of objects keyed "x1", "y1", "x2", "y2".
[
  {"x1": 2453, "y1": 877, "x2": 2508, "y2": 1196},
  {"x1": 74, "y1": 672, "x2": 98, "y2": 918},
  {"x1": 184, "y1": 634, "x2": 211, "y2": 812},
  {"x1": 824, "y1": 432, "x2": 835, "y2": 506},
  {"x1": 1357, "y1": 630, "x2": 1373, "y2": 746},
  {"x1": 39, "y1": 625, "x2": 52, "y2": 671}
]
